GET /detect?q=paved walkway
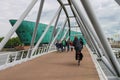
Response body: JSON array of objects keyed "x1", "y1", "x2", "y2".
[{"x1": 0, "y1": 47, "x2": 99, "y2": 80}]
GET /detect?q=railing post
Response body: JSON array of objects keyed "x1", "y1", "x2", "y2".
[
  {"x1": 21, "y1": 51, "x2": 25, "y2": 60},
  {"x1": 13, "y1": 52, "x2": 17, "y2": 62},
  {"x1": 6, "y1": 54, "x2": 10, "y2": 64}
]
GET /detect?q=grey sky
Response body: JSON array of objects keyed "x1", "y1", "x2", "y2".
[{"x1": 0, "y1": 0, "x2": 120, "y2": 40}]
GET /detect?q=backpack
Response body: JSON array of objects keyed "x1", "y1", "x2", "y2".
[
  {"x1": 80, "y1": 38, "x2": 84, "y2": 45},
  {"x1": 75, "y1": 39, "x2": 83, "y2": 51}
]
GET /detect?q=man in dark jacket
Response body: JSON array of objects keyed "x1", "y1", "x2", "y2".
[{"x1": 73, "y1": 36, "x2": 83, "y2": 66}]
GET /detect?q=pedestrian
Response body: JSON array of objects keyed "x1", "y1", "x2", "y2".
[
  {"x1": 55, "y1": 40, "x2": 60, "y2": 51},
  {"x1": 66, "y1": 39, "x2": 70, "y2": 52},
  {"x1": 59, "y1": 41, "x2": 63, "y2": 52},
  {"x1": 73, "y1": 36, "x2": 83, "y2": 66},
  {"x1": 62, "y1": 39, "x2": 66, "y2": 51},
  {"x1": 69, "y1": 41, "x2": 73, "y2": 51}
]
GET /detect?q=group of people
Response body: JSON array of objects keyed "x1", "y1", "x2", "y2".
[
  {"x1": 55, "y1": 39, "x2": 71, "y2": 52},
  {"x1": 55, "y1": 36, "x2": 84, "y2": 66}
]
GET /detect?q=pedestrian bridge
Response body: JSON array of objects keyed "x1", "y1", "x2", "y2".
[
  {"x1": 0, "y1": 0, "x2": 120, "y2": 80},
  {"x1": 0, "y1": 47, "x2": 99, "y2": 80}
]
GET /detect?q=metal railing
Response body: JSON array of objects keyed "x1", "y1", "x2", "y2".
[
  {"x1": 87, "y1": 45, "x2": 108, "y2": 80},
  {"x1": 0, "y1": 45, "x2": 56, "y2": 71},
  {"x1": 87, "y1": 44, "x2": 120, "y2": 80},
  {"x1": 112, "y1": 48, "x2": 120, "y2": 58}
]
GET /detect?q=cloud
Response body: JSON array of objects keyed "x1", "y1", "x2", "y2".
[
  {"x1": 0, "y1": 0, "x2": 33, "y2": 37},
  {"x1": 90, "y1": 0, "x2": 120, "y2": 37},
  {"x1": 0, "y1": 0, "x2": 120, "y2": 39}
]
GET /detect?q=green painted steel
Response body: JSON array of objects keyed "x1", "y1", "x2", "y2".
[{"x1": 9, "y1": 19, "x2": 86, "y2": 45}]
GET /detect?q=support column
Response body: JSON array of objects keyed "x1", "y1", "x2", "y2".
[
  {"x1": 70, "y1": 0, "x2": 110, "y2": 61},
  {"x1": 69, "y1": 1, "x2": 101, "y2": 56},
  {"x1": 70, "y1": 0, "x2": 118, "y2": 76},
  {"x1": 49, "y1": 18, "x2": 67, "y2": 50},
  {"x1": 74, "y1": 3, "x2": 117, "y2": 75},
  {"x1": 60, "y1": 28, "x2": 69, "y2": 42},
  {"x1": 60, "y1": 20, "x2": 68, "y2": 40},
  {"x1": 81, "y1": 0, "x2": 120, "y2": 76},
  {"x1": 68, "y1": 0, "x2": 98, "y2": 55},
  {"x1": 28, "y1": 0, "x2": 45, "y2": 57},
  {"x1": 115, "y1": 0, "x2": 120, "y2": 5},
  {"x1": 0, "y1": 0, "x2": 38, "y2": 51},
  {"x1": 50, "y1": 8, "x2": 62, "y2": 44},
  {"x1": 31, "y1": 6, "x2": 62, "y2": 55}
]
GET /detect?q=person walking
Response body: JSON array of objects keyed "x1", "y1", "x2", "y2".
[
  {"x1": 66, "y1": 39, "x2": 70, "y2": 52},
  {"x1": 62, "y1": 39, "x2": 67, "y2": 51},
  {"x1": 73, "y1": 36, "x2": 83, "y2": 66}
]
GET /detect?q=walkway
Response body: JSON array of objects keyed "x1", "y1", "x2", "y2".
[{"x1": 0, "y1": 47, "x2": 99, "y2": 80}]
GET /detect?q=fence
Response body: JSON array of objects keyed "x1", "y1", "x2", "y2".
[{"x1": 0, "y1": 45, "x2": 56, "y2": 71}]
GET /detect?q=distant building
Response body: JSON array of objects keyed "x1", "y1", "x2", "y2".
[
  {"x1": 112, "y1": 33, "x2": 120, "y2": 41},
  {"x1": 9, "y1": 19, "x2": 86, "y2": 46},
  {"x1": 107, "y1": 37, "x2": 120, "y2": 48},
  {"x1": 107, "y1": 37, "x2": 114, "y2": 44}
]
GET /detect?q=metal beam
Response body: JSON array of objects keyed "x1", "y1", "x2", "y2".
[
  {"x1": 57, "y1": 0, "x2": 71, "y2": 36},
  {"x1": 28, "y1": 0, "x2": 45, "y2": 57},
  {"x1": 49, "y1": 18, "x2": 67, "y2": 50},
  {"x1": 69, "y1": 16, "x2": 75, "y2": 18},
  {"x1": 81, "y1": 0, "x2": 120, "y2": 76},
  {"x1": 60, "y1": 20, "x2": 68, "y2": 39},
  {"x1": 70, "y1": 0, "x2": 118, "y2": 75},
  {"x1": 115, "y1": 0, "x2": 120, "y2": 5},
  {"x1": 70, "y1": 0, "x2": 110, "y2": 61},
  {"x1": 68, "y1": 0, "x2": 97, "y2": 54},
  {"x1": 64, "y1": 4, "x2": 70, "y2": 6},
  {"x1": 71, "y1": 0, "x2": 117, "y2": 76},
  {"x1": 31, "y1": 6, "x2": 62, "y2": 55},
  {"x1": 60, "y1": 28, "x2": 69, "y2": 42},
  {"x1": 0, "y1": 0, "x2": 38, "y2": 51},
  {"x1": 50, "y1": 7, "x2": 62, "y2": 44},
  {"x1": 69, "y1": 0, "x2": 101, "y2": 56}
]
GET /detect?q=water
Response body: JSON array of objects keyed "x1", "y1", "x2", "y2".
[
  {"x1": 0, "y1": 52, "x2": 13, "y2": 66},
  {"x1": 0, "y1": 54, "x2": 8, "y2": 65}
]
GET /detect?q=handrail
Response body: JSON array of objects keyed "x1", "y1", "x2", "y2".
[
  {"x1": 87, "y1": 45, "x2": 108, "y2": 80},
  {"x1": 0, "y1": 45, "x2": 56, "y2": 71}
]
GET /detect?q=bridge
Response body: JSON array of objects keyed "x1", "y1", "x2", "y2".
[
  {"x1": 0, "y1": 47, "x2": 99, "y2": 80},
  {"x1": 0, "y1": 0, "x2": 120, "y2": 80}
]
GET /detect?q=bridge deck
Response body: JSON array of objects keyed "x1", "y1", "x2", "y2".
[{"x1": 0, "y1": 47, "x2": 99, "y2": 80}]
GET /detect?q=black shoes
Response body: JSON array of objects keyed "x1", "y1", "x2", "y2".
[{"x1": 78, "y1": 60, "x2": 80, "y2": 66}]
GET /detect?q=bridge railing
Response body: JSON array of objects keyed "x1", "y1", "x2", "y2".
[
  {"x1": 87, "y1": 45, "x2": 108, "y2": 80},
  {"x1": 0, "y1": 45, "x2": 56, "y2": 71},
  {"x1": 87, "y1": 45, "x2": 120, "y2": 80},
  {"x1": 112, "y1": 48, "x2": 120, "y2": 58}
]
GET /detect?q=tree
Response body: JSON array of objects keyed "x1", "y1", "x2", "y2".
[
  {"x1": 0, "y1": 37, "x2": 22, "y2": 48},
  {"x1": 0, "y1": 37, "x2": 4, "y2": 42}
]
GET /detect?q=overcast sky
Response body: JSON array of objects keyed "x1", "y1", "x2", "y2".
[{"x1": 0, "y1": 0, "x2": 120, "y2": 40}]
